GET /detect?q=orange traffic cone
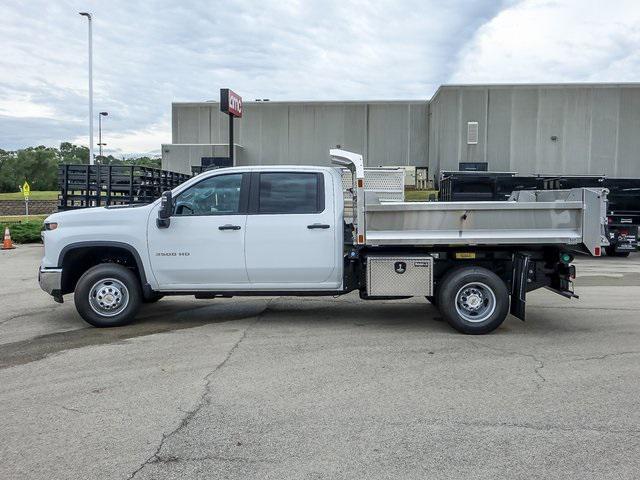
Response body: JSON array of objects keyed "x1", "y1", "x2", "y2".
[{"x1": 2, "y1": 227, "x2": 15, "y2": 250}]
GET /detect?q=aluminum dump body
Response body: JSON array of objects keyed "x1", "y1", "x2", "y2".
[
  {"x1": 364, "y1": 188, "x2": 607, "y2": 255},
  {"x1": 329, "y1": 147, "x2": 608, "y2": 256}
]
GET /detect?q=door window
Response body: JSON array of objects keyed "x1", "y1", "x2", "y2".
[
  {"x1": 257, "y1": 172, "x2": 324, "y2": 214},
  {"x1": 174, "y1": 173, "x2": 243, "y2": 216}
]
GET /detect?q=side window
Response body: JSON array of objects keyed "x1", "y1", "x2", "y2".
[
  {"x1": 174, "y1": 173, "x2": 243, "y2": 216},
  {"x1": 258, "y1": 172, "x2": 324, "y2": 214}
]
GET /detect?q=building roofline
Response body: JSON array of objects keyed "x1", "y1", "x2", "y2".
[
  {"x1": 431, "y1": 82, "x2": 640, "y2": 101},
  {"x1": 172, "y1": 99, "x2": 429, "y2": 107},
  {"x1": 173, "y1": 82, "x2": 640, "y2": 109}
]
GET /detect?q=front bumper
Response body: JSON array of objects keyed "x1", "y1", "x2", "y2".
[{"x1": 38, "y1": 267, "x2": 62, "y2": 296}]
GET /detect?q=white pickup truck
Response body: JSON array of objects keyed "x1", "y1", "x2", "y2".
[{"x1": 39, "y1": 149, "x2": 607, "y2": 334}]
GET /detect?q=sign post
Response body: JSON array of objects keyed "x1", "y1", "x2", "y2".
[
  {"x1": 22, "y1": 181, "x2": 30, "y2": 217},
  {"x1": 220, "y1": 88, "x2": 243, "y2": 165}
]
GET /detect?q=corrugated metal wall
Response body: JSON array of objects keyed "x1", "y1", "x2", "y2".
[
  {"x1": 429, "y1": 84, "x2": 640, "y2": 179},
  {"x1": 164, "y1": 101, "x2": 429, "y2": 174}
]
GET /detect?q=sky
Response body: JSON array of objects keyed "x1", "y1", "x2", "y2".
[{"x1": 1, "y1": 0, "x2": 640, "y2": 156}]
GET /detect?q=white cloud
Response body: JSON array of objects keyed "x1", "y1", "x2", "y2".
[
  {"x1": 2, "y1": 0, "x2": 639, "y2": 153},
  {"x1": 450, "y1": 0, "x2": 640, "y2": 83}
]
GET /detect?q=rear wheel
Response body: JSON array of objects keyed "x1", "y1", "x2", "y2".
[
  {"x1": 74, "y1": 264, "x2": 142, "y2": 327},
  {"x1": 436, "y1": 267, "x2": 509, "y2": 334}
]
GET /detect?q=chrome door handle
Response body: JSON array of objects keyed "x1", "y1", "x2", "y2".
[
  {"x1": 219, "y1": 224, "x2": 241, "y2": 230},
  {"x1": 307, "y1": 223, "x2": 330, "y2": 229}
]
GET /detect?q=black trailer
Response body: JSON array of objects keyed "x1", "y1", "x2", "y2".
[
  {"x1": 542, "y1": 176, "x2": 640, "y2": 256},
  {"x1": 58, "y1": 164, "x2": 190, "y2": 211},
  {"x1": 439, "y1": 171, "x2": 542, "y2": 202},
  {"x1": 440, "y1": 171, "x2": 640, "y2": 256}
]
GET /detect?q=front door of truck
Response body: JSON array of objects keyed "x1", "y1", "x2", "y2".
[
  {"x1": 244, "y1": 171, "x2": 341, "y2": 289},
  {"x1": 147, "y1": 172, "x2": 249, "y2": 290}
]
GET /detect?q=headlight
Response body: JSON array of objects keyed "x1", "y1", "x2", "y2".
[{"x1": 44, "y1": 222, "x2": 58, "y2": 231}]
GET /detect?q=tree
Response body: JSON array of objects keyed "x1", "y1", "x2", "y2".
[
  {"x1": 0, "y1": 142, "x2": 164, "y2": 192},
  {"x1": 59, "y1": 142, "x2": 89, "y2": 164},
  {"x1": 14, "y1": 146, "x2": 59, "y2": 191}
]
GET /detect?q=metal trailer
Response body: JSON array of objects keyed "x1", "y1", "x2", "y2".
[
  {"x1": 439, "y1": 171, "x2": 639, "y2": 256},
  {"x1": 332, "y1": 149, "x2": 608, "y2": 327},
  {"x1": 58, "y1": 164, "x2": 190, "y2": 210},
  {"x1": 439, "y1": 171, "x2": 542, "y2": 202},
  {"x1": 541, "y1": 176, "x2": 640, "y2": 256}
]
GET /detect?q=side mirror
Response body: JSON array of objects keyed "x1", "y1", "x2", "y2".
[{"x1": 157, "y1": 191, "x2": 173, "y2": 228}]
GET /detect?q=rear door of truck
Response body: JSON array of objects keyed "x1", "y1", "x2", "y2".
[{"x1": 244, "y1": 170, "x2": 342, "y2": 289}]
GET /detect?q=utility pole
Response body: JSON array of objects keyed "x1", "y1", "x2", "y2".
[
  {"x1": 79, "y1": 12, "x2": 94, "y2": 165},
  {"x1": 98, "y1": 111, "x2": 108, "y2": 161}
]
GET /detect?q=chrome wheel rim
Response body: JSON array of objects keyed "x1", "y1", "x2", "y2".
[
  {"x1": 455, "y1": 282, "x2": 496, "y2": 323},
  {"x1": 88, "y1": 278, "x2": 129, "y2": 317}
]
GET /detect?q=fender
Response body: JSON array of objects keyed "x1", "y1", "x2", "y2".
[{"x1": 58, "y1": 241, "x2": 155, "y2": 298}]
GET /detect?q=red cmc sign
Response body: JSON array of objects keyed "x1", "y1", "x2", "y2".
[{"x1": 220, "y1": 88, "x2": 242, "y2": 118}]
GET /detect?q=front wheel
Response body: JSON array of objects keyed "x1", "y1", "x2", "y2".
[
  {"x1": 74, "y1": 264, "x2": 142, "y2": 327},
  {"x1": 436, "y1": 267, "x2": 509, "y2": 334}
]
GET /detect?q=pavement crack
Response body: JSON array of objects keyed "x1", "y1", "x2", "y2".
[
  {"x1": 570, "y1": 350, "x2": 640, "y2": 362},
  {"x1": 125, "y1": 302, "x2": 270, "y2": 480},
  {"x1": 58, "y1": 404, "x2": 85, "y2": 414},
  {"x1": 465, "y1": 339, "x2": 546, "y2": 388}
]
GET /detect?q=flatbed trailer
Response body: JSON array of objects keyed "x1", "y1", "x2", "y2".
[{"x1": 58, "y1": 164, "x2": 190, "y2": 210}]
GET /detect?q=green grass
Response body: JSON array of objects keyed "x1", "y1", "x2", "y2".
[
  {"x1": 0, "y1": 214, "x2": 48, "y2": 223},
  {"x1": 405, "y1": 189, "x2": 439, "y2": 202},
  {"x1": 0, "y1": 190, "x2": 58, "y2": 200}
]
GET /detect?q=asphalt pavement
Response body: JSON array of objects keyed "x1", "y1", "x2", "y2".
[{"x1": 1, "y1": 244, "x2": 639, "y2": 479}]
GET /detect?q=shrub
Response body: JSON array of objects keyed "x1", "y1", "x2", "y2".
[{"x1": 0, "y1": 220, "x2": 43, "y2": 243}]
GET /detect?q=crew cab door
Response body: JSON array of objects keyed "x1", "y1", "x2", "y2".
[
  {"x1": 147, "y1": 172, "x2": 249, "y2": 289},
  {"x1": 244, "y1": 171, "x2": 341, "y2": 289}
]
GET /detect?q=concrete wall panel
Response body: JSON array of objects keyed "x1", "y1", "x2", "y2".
[
  {"x1": 410, "y1": 103, "x2": 429, "y2": 167},
  {"x1": 590, "y1": 88, "x2": 619, "y2": 175},
  {"x1": 562, "y1": 88, "x2": 591, "y2": 174},
  {"x1": 459, "y1": 88, "x2": 487, "y2": 164},
  {"x1": 367, "y1": 104, "x2": 408, "y2": 166},
  {"x1": 536, "y1": 88, "x2": 565, "y2": 173},
  {"x1": 510, "y1": 89, "x2": 539, "y2": 174},
  {"x1": 486, "y1": 89, "x2": 511, "y2": 172},
  {"x1": 617, "y1": 89, "x2": 640, "y2": 176}
]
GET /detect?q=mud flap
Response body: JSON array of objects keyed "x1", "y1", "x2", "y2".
[{"x1": 510, "y1": 253, "x2": 530, "y2": 321}]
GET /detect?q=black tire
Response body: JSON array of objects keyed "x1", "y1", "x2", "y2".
[
  {"x1": 605, "y1": 246, "x2": 630, "y2": 257},
  {"x1": 143, "y1": 293, "x2": 164, "y2": 303},
  {"x1": 436, "y1": 267, "x2": 509, "y2": 335},
  {"x1": 74, "y1": 263, "x2": 142, "y2": 327}
]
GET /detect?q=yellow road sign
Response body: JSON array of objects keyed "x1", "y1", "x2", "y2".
[{"x1": 22, "y1": 181, "x2": 30, "y2": 198}]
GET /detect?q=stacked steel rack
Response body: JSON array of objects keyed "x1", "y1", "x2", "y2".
[{"x1": 58, "y1": 164, "x2": 190, "y2": 210}]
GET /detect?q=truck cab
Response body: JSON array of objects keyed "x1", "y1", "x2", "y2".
[{"x1": 148, "y1": 166, "x2": 344, "y2": 291}]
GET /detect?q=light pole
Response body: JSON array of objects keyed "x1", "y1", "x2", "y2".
[
  {"x1": 79, "y1": 12, "x2": 94, "y2": 165},
  {"x1": 98, "y1": 111, "x2": 108, "y2": 161}
]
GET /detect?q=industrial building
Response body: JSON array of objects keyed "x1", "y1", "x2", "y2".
[{"x1": 162, "y1": 83, "x2": 640, "y2": 182}]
